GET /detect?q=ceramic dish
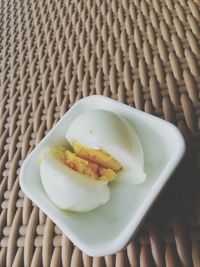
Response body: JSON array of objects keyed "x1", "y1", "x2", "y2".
[{"x1": 20, "y1": 95, "x2": 185, "y2": 256}]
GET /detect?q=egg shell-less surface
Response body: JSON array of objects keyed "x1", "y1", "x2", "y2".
[
  {"x1": 65, "y1": 110, "x2": 146, "y2": 184},
  {"x1": 40, "y1": 150, "x2": 110, "y2": 212}
]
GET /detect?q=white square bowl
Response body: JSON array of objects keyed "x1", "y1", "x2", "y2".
[{"x1": 20, "y1": 95, "x2": 185, "y2": 256}]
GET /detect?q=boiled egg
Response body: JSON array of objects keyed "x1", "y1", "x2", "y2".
[
  {"x1": 66, "y1": 110, "x2": 146, "y2": 184},
  {"x1": 40, "y1": 109, "x2": 146, "y2": 212},
  {"x1": 40, "y1": 149, "x2": 110, "y2": 212}
]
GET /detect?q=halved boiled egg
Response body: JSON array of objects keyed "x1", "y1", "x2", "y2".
[
  {"x1": 66, "y1": 110, "x2": 146, "y2": 184},
  {"x1": 40, "y1": 109, "x2": 146, "y2": 212},
  {"x1": 40, "y1": 149, "x2": 110, "y2": 212}
]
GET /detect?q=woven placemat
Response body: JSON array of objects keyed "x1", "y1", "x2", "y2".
[{"x1": 1, "y1": 0, "x2": 200, "y2": 266}]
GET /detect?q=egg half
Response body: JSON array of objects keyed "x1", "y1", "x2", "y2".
[
  {"x1": 40, "y1": 109, "x2": 146, "y2": 212},
  {"x1": 66, "y1": 110, "x2": 146, "y2": 184},
  {"x1": 40, "y1": 149, "x2": 110, "y2": 212}
]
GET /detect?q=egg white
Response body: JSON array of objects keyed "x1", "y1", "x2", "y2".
[
  {"x1": 40, "y1": 150, "x2": 110, "y2": 212},
  {"x1": 65, "y1": 110, "x2": 146, "y2": 184}
]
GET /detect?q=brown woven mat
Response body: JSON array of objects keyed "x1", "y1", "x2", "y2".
[{"x1": 1, "y1": 0, "x2": 200, "y2": 266}]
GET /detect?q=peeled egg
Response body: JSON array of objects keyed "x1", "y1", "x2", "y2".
[
  {"x1": 40, "y1": 150, "x2": 110, "y2": 212},
  {"x1": 65, "y1": 110, "x2": 146, "y2": 184}
]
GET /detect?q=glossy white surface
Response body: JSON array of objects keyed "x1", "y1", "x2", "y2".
[
  {"x1": 66, "y1": 109, "x2": 146, "y2": 184},
  {"x1": 20, "y1": 95, "x2": 185, "y2": 256},
  {"x1": 40, "y1": 150, "x2": 110, "y2": 212}
]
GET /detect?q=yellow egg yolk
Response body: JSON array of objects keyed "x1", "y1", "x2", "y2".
[
  {"x1": 72, "y1": 141, "x2": 122, "y2": 171},
  {"x1": 51, "y1": 144, "x2": 122, "y2": 182}
]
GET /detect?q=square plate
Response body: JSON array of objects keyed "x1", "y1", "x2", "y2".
[{"x1": 20, "y1": 95, "x2": 185, "y2": 256}]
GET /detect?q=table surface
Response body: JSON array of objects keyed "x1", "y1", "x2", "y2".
[{"x1": 0, "y1": 0, "x2": 200, "y2": 266}]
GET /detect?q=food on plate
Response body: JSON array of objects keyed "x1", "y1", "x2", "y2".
[{"x1": 40, "y1": 110, "x2": 146, "y2": 212}]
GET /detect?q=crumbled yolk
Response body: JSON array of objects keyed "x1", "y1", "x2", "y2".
[
  {"x1": 72, "y1": 141, "x2": 122, "y2": 171},
  {"x1": 51, "y1": 143, "x2": 122, "y2": 182}
]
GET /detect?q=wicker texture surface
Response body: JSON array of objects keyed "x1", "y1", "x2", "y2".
[{"x1": 0, "y1": 0, "x2": 200, "y2": 266}]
